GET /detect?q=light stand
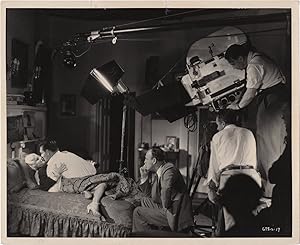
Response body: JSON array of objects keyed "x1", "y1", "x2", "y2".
[
  {"x1": 118, "y1": 103, "x2": 128, "y2": 175},
  {"x1": 81, "y1": 60, "x2": 130, "y2": 176}
]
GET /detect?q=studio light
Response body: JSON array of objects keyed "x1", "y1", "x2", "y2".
[
  {"x1": 63, "y1": 50, "x2": 77, "y2": 68},
  {"x1": 61, "y1": 40, "x2": 77, "y2": 68},
  {"x1": 81, "y1": 60, "x2": 125, "y2": 104},
  {"x1": 90, "y1": 68, "x2": 114, "y2": 92}
]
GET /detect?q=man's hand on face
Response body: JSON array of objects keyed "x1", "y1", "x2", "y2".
[{"x1": 140, "y1": 165, "x2": 149, "y2": 179}]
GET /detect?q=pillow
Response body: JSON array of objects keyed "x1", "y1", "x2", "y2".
[
  {"x1": 7, "y1": 159, "x2": 25, "y2": 193},
  {"x1": 101, "y1": 196, "x2": 134, "y2": 227},
  {"x1": 18, "y1": 152, "x2": 39, "y2": 189}
]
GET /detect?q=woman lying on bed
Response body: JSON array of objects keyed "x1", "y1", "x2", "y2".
[{"x1": 24, "y1": 140, "x2": 143, "y2": 220}]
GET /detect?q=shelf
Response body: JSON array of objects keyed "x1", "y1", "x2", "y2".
[
  {"x1": 7, "y1": 104, "x2": 47, "y2": 112},
  {"x1": 10, "y1": 138, "x2": 45, "y2": 144},
  {"x1": 7, "y1": 103, "x2": 47, "y2": 160},
  {"x1": 19, "y1": 138, "x2": 44, "y2": 144},
  {"x1": 10, "y1": 138, "x2": 46, "y2": 148},
  {"x1": 7, "y1": 104, "x2": 47, "y2": 117}
]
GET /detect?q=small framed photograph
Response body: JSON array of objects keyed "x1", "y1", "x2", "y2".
[
  {"x1": 60, "y1": 94, "x2": 76, "y2": 116},
  {"x1": 166, "y1": 136, "x2": 179, "y2": 152}
]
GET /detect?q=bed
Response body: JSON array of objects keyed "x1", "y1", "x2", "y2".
[{"x1": 7, "y1": 159, "x2": 135, "y2": 237}]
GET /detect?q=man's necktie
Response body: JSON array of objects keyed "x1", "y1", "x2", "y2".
[{"x1": 151, "y1": 173, "x2": 161, "y2": 203}]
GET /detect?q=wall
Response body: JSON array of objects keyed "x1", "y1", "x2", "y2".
[
  {"x1": 6, "y1": 10, "x2": 36, "y2": 94},
  {"x1": 151, "y1": 117, "x2": 198, "y2": 177},
  {"x1": 6, "y1": 10, "x2": 42, "y2": 161}
]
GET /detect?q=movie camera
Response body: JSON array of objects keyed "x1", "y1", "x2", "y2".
[{"x1": 181, "y1": 26, "x2": 248, "y2": 111}]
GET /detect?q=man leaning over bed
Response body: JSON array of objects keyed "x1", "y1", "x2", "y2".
[
  {"x1": 25, "y1": 140, "x2": 107, "y2": 220},
  {"x1": 132, "y1": 147, "x2": 194, "y2": 235},
  {"x1": 24, "y1": 139, "x2": 147, "y2": 221}
]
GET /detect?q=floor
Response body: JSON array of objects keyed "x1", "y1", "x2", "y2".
[
  {"x1": 192, "y1": 192, "x2": 214, "y2": 236},
  {"x1": 132, "y1": 193, "x2": 214, "y2": 238}
]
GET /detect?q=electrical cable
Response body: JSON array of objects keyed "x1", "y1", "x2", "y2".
[
  {"x1": 111, "y1": 9, "x2": 205, "y2": 29},
  {"x1": 190, "y1": 27, "x2": 286, "y2": 40},
  {"x1": 73, "y1": 43, "x2": 93, "y2": 57},
  {"x1": 60, "y1": 26, "x2": 287, "y2": 61},
  {"x1": 88, "y1": 28, "x2": 286, "y2": 44},
  {"x1": 154, "y1": 54, "x2": 186, "y2": 88},
  {"x1": 184, "y1": 112, "x2": 198, "y2": 132}
]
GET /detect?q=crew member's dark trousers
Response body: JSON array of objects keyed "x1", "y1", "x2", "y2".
[
  {"x1": 132, "y1": 197, "x2": 169, "y2": 232},
  {"x1": 256, "y1": 93, "x2": 288, "y2": 197}
]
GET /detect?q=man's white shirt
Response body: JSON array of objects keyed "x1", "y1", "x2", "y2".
[
  {"x1": 47, "y1": 151, "x2": 96, "y2": 192},
  {"x1": 246, "y1": 51, "x2": 285, "y2": 90},
  {"x1": 206, "y1": 124, "x2": 257, "y2": 187}
]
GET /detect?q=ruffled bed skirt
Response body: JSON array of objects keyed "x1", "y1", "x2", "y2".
[{"x1": 8, "y1": 202, "x2": 131, "y2": 237}]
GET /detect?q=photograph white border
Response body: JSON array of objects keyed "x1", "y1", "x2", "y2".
[{"x1": 1, "y1": 1, "x2": 299, "y2": 245}]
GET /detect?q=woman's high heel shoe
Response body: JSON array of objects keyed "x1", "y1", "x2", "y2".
[
  {"x1": 87, "y1": 202, "x2": 106, "y2": 221},
  {"x1": 87, "y1": 202, "x2": 100, "y2": 215}
]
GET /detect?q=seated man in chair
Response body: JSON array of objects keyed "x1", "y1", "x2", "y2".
[
  {"x1": 132, "y1": 147, "x2": 194, "y2": 235},
  {"x1": 205, "y1": 109, "x2": 261, "y2": 233}
]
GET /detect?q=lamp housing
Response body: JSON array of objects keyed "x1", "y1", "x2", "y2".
[{"x1": 81, "y1": 60, "x2": 125, "y2": 104}]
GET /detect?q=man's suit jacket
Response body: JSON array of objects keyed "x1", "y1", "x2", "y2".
[{"x1": 140, "y1": 162, "x2": 194, "y2": 231}]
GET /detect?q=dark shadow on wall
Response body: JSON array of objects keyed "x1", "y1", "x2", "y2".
[
  {"x1": 47, "y1": 96, "x2": 136, "y2": 177},
  {"x1": 178, "y1": 149, "x2": 192, "y2": 185},
  {"x1": 47, "y1": 102, "x2": 92, "y2": 157}
]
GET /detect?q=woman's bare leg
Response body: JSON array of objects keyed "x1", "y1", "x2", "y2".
[
  {"x1": 87, "y1": 183, "x2": 107, "y2": 220},
  {"x1": 83, "y1": 190, "x2": 93, "y2": 199}
]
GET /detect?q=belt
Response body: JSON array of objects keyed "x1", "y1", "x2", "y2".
[
  {"x1": 258, "y1": 82, "x2": 285, "y2": 95},
  {"x1": 221, "y1": 165, "x2": 254, "y2": 174},
  {"x1": 257, "y1": 82, "x2": 287, "y2": 108}
]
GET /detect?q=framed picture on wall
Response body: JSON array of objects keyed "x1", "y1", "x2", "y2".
[
  {"x1": 166, "y1": 136, "x2": 179, "y2": 152},
  {"x1": 60, "y1": 94, "x2": 76, "y2": 116},
  {"x1": 10, "y1": 38, "x2": 28, "y2": 88}
]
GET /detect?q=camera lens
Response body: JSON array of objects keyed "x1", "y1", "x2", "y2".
[
  {"x1": 221, "y1": 98, "x2": 228, "y2": 105},
  {"x1": 228, "y1": 95, "x2": 236, "y2": 102}
]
